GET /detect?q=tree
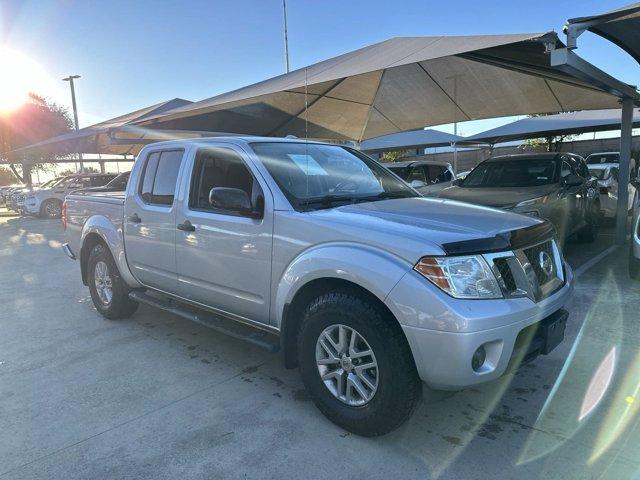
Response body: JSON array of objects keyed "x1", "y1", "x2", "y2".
[
  {"x1": 0, "y1": 166, "x2": 17, "y2": 186},
  {"x1": 379, "y1": 149, "x2": 410, "y2": 163},
  {"x1": 520, "y1": 112, "x2": 575, "y2": 152},
  {"x1": 0, "y1": 93, "x2": 73, "y2": 185}
]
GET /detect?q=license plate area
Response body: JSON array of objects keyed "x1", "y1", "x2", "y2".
[{"x1": 539, "y1": 309, "x2": 568, "y2": 355}]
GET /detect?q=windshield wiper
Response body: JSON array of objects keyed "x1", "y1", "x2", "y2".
[
  {"x1": 301, "y1": 191, "x2": 412, "y2": 211},
  {"x1": 353, "y1": 191, "x2": 412, "y2": 203},
  {"x1": 301, "y1": 195, "x2": 356, "y2": 211}
]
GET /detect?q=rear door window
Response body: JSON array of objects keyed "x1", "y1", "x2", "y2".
[{"x1": 139, "y1": 150, "x2": 184, "y2": 206}]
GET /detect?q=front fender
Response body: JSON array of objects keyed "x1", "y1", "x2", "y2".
[
  {"x1": 80, "y1": 215, "x2": 141, "y2": 288},
  {"x1": 273, "y1": 242, "x2": 413, "y2": 328}
]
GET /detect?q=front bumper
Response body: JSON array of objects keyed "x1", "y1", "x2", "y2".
[
  {"x1": 23, "y1": 198, "x2": 40, "y2": 215},
  {"x1": 385, "y1": 262, "x2": 574, "y2": 390}
]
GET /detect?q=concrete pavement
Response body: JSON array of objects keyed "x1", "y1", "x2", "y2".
[{"x1": 0, "y1": 216, "x2": 638, "y2": 479}]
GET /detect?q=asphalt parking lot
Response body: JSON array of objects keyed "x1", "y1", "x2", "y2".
[{"x1": 0, "y1": 215, "x2": 638, "y2": 479}]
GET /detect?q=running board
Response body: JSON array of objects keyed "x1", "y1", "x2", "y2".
[{"x1": 128, "y1": 291, "x2": 280, "y2": 353}]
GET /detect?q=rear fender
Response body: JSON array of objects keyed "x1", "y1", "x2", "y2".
[{"x1": 80, "y1": 215, "x2": 141, "y2": 288}]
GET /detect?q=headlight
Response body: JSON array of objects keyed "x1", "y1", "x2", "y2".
[
  {"x1": 414, "y1": 255, "x2": 502, "y2": 299},
  {"x1": 516, "y1": 195, "x2": 548, "y2": 208}
]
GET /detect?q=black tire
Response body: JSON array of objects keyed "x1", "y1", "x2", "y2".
[
  {"x1": 577, "y1": 201, "x2": 601, "y2": 243},
  {"x1": 87, "y1": 243, "x2": 138, "y2": 319},
  {"x1": 630, "y1": 243, "x2": 640, "y2": 280},
  {"x1": 297, "y1": 290, "x2": 421, "y2": 437},
  {"x1": 39, "y1": 199, "x2": 62, "y2": 219}
]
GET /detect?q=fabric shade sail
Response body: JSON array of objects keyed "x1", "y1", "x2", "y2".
[
  {"x1": 9, "y1": 98, "x2": 200, "y2": 159},
  {"x1": 360, "y1": 129, "x2": 464, "y2": 153},
  {"x1": 136, "y1": 32, "x2": 621, "y2": 141},
  {"x1": 567, "y1": 3, "x2": 640, "y2": 64},
  {"x1": 466, "y1": 108, "x2": 640, "y2": 144}
]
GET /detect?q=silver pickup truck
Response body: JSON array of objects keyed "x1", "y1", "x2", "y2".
[{"x1": 63, "y1": 137, "x2": 573, "y2": 436}]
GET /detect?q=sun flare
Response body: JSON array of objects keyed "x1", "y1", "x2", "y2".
[{"x1": 0, "y1": 47, "x2": 58, "y2": 114}]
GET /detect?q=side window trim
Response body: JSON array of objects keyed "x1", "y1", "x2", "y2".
[{"x1": 137, "y1": 148, "x2": 184, "y2": 207}]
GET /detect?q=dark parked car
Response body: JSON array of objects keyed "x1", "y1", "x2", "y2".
[
  {"x1": 385, "y1": 160, "x2": 455, "y2": 195},
  {"x1": 437, "y1": 153, "x2": 601, "y2": 242},
  {"x1": 73, "y1": 171, "x2": 131, "y2": 194}
]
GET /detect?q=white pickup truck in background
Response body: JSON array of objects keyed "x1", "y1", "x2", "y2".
[{"x1": 63, "y1": 137, "x2": 573, "y2": 436}]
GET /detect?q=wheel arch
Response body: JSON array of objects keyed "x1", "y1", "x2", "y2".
[
  {"x1": 276, "y1": 244, "x2": 413, "y2": 369},
  {"x1": 79, "y1": 215, "x2": 140, "y2": 288}
]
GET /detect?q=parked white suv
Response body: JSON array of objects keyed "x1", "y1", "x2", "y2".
[{"x1": 24, "y1": 173, "x2": 116, "y2": 218}]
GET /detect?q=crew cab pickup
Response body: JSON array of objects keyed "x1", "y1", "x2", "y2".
[{"x1": 63, "y1": 137, "x2": 573, "y2": 436}]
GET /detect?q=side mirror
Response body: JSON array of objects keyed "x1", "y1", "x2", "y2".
[
  {"x1": 209, "y1": 187, "x2": 263, "y2": 218},
  {"x1": 563, "y1": 174, "x2": 583, "y2": 187},
  {"x1": 409, "y1": 179, "x2": 427, "y2": 188}
]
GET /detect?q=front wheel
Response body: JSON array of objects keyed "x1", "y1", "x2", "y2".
[
  {"x1": 297, "y1": 290, "x2": 421, "y2": 436},
  {"x1": 87, "y1": 244, "x2": 138, "y2": 319},
  {"x1": 577, "y1": 202, "x2": 601, "y2": 243},
  {"x1": 39, "y1": 199, "x2": 62, "y2": 219},
  {"x1": 630, "y1": 243, "x2": 640, "y2": 280}
]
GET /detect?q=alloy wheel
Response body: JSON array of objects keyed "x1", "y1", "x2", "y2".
[
  {"x1": 94, "y1": 260, "x2": 113, "y2": 306},
  {"x1": 315, "y1": 324, "x2": 379, "y2": 406}
]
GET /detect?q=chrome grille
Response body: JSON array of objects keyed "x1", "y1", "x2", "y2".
[
  {"x1": 485, "y1": 239, "x2": 564, "y2": 302},
  {"x1": 493, "y1": 258, "x2": 517, "y2": 293},
  {"x1": 522, "y1": 241, "x2": 556, "y2": 286}
]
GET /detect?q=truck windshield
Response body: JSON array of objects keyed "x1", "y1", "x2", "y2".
[
  {"x1": 461, "y1": 159, "x2": 559, "y2": 188},
  {"x1": 251, "y1": 142, "x2": 417, "y2": 210}
]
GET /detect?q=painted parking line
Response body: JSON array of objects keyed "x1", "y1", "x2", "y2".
[{"x1": 574, "y1": 245, "x2": 619, "y2": 278}]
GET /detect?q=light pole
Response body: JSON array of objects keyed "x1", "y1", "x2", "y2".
[
  {"x1": 283, "y1": 0, "x2": 290, "y2": 73},
  {"x1": 63, "y1": 75, "x2": 83, "y2": 172}
]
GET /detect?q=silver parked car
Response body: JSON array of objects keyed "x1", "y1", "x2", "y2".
[
  {"x1": 63, "y1": 137, "x2": 573, "y2": 436},
  {"x1": 385, "y1": 160, "x2": 456, "y2": 195},
  {"x1": 588, "y1": 164, "x2": 636, "y2": 218},
  {"x1": 23, "y1": 173, "x2": 117, "y2": 218}
]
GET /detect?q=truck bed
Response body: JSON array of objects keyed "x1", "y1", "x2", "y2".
[{"x1": 64, "y1": 191, "x2": 126, "y2": 257}]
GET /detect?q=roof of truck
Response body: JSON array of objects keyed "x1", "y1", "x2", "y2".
[{"x1": 140, "y1": 136, "x2": 340, "y2": 150}]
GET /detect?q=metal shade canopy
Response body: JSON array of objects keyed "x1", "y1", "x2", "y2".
[
  {"x1": 9, "y1": 98, "x2": 201, "y2": 159},
  {"x1": 566, "y1": 3, "x2": 640, "y2": 64},
  {"x1": 466, "y1": 108, "x2": 640, "y2": 144},
  {"x1": 360, "y1": 129, "x2": 465, "y2": 153},
  {"x1": 137, "y1": 33, "x2": 621, "y2": 141}
]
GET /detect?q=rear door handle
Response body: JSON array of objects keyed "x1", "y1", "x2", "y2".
[
  {"x1": 177, "y1": 220, "x2": 195, "y2": 232},
  {"x1": 127, "y1": 213, "x2": 141, "y2": 223}
]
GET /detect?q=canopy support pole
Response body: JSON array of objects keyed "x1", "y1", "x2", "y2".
[{"x1": 616, "y1": 97, "x2": 634, "y2": 245}]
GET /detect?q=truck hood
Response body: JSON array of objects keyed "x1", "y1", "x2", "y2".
[
  {"x1": 437, "y1": 185, "x2": 558, "y2": 208},
  {"x1": 308, "y1": 197, "x2": 544, "y2": 258}
]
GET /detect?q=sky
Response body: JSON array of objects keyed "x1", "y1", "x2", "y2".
[{"x1": 1, "y1": 0, "x2": 639, "y2": 140}]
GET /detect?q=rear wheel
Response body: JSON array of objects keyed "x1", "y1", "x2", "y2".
[
  {"x1": 39, "y1": 199, "x2": 62, "y2": 219},
  {"x1": 87, "y1": 244, "x2": 138, "y2": 319},
  {"x1": 297, "y1": 290, "x2": 421, "y2": 436}
]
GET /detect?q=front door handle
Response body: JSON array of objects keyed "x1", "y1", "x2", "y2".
[
  {"x1": 177, "y1": 220, "x2": 195, "y2": 232},
  {"x1": 127, "y1": 213, "x2": 141, "y2": 223}
]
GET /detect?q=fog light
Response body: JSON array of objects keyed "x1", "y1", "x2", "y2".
[{"x1": 472, "y1": 345, "x2": 486, "y2": 372}]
